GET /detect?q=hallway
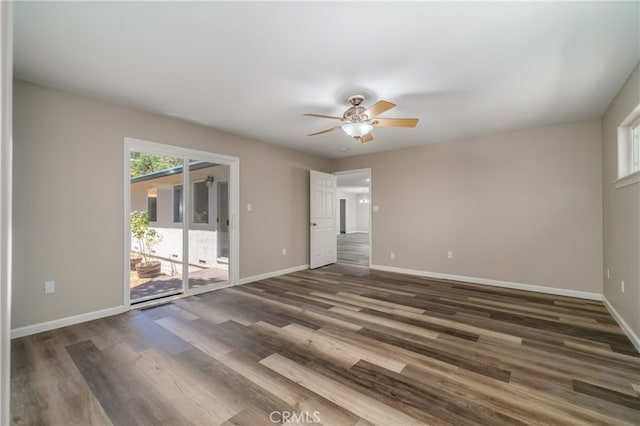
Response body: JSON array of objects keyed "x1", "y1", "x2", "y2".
[{"x1": 337, "y1": 232, "x2": 369, "y2": 267}]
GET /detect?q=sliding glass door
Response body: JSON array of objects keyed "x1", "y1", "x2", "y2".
[
  {"x1": 129, "y1": 151, "x2": 185, "y2": 303},
  {"x1": 187, "y1": 159, "x2": 229, "y2": 290},
  {"x1": 125, "y1": 139, "x2": 238, "y2": 305}
]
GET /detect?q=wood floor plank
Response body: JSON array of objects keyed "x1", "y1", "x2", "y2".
[
  {"x1": 322, "y1": 358, "x2": 525, "y2": 425},
  {"x1": 222, "y1": 350, "x2": 363, "y2": 426},
  {"x1": 11, "y1": 335, "x2": 113, "y2": 426},
  {"x1": 176, "y1": 346, "x2": 296, "y2": 419},
  {"x1": 572, "y1": 379, "x2": 640, "y2": 410},
  {"x1": 329, "y1": 306, "x2": 440, "y2": 340},
  {"x1": 403, "y1": 363, "x2": 615, "y2": 426},
  {"x1": 337, "y1": 232, "x2": 369, "y2": 267},
  {"x1": 11, "y1": 263, "x2": 640, "y2": 425},
  {"x1": 260, "y1": 353, "x2": 425, "y2": 425},
  {"x1": 356, "y1": 327, "x2": 512, "y2": 382},
  {"x1": 133, "y1": 347, "x2": 241, "y2": 424},
  {"x1": 281, "y1": 322, "x2": 406, "y2": 373},
  {"x1": 220, "y1": 408, "x2": 269, "y2": 426},
  {"x1": 225, "y1": 287, "x2": 362, "y2": 331},
  {"x1": 65, "y1": 340, "x2": 189, "y2": 425},
  {"x1": 154, "y1": 316, "x2": 232, "y2": 358},
  {"x1": 305, "y1": 358, "x2": 452, "y2": 426}
]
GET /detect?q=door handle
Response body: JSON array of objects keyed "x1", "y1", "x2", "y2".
[{"x1": 311, "y1": 222, "x2": 317, "y2": 226}]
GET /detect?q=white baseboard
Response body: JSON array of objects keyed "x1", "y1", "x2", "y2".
[
  {"x1": 602, "y1": 295, "x2": 640, "y2": 353},
  {"x1": 10, "y1": 265, "x2": 309, "y2": 339},
  {"x1": 370, "y1": 264, "x2": 602, "y2": 301},
  {"x1": 11, "y1": 305, "x2": 128, "y2": 339},
  {"x1": 237, "y1": 264, "x2": 309, "y2": 286}
]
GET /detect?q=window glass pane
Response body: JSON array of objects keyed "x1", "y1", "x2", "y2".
[
  {"x1": 147, "y1": 196, "x2": 157, "y2": 222},
  {"x1": 193, "y1": 181, "x2": 209, "y2": 224},
  {"x1": 173, "y1": 185, "x2": 183, "y2": 223}
]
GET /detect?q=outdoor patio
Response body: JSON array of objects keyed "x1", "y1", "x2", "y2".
[{"x1": 130, "y1": 266, "x2": 228, "y2": 301}]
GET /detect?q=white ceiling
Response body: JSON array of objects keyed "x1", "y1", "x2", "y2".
[{"x1": 13, "y1": 1, "x2": 639, "y2": 159}]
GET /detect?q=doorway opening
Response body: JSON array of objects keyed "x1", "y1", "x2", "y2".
[
  {"x1": 125, "y1": 138, "x2": 239, "y2": 307},
  {"x1": 334, "y1": 169, "x2": 371, "y2": 267}
]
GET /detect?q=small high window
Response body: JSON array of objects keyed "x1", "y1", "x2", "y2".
[
  {"x1": 192, "y1": 181, "x2": 209, "y2": 224},
  {"x1": 630, "y1": 121, "x2": 640, "y2": 174},
  {"x1": 147, "y1": 196, "x2": 157, "y2": 223},
  {"x1": 616, "y1": 102, "x2": 640, "y2": 188},
  {"x1": 173, "y1": 185, "x2": 183, "y2": 223}
]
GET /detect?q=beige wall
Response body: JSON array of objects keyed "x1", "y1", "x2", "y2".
[
  {"x1": 11, "y1": 78, "x2": 617, "y2": 332},
  {"x1": 602, "y1": 63, "x2": 640, "y2": 338},
  {"x1": 355, "y1": 193, "x2": 370, "y2": 233},
  {"x1": 334, "y1": 120, "x2": 603, "y2": 294},
  {"x1": 12, "y1": 80, "x2": 330, "y2": 328}
]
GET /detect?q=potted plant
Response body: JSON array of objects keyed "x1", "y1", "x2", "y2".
[
  {"x1": 130, "y1": 211, "x2": 163, "y2": 278},
  {"x1": 130, "y1": 252, "x2": 143, "y2": 271}
]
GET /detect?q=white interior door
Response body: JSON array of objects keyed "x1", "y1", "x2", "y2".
[{"x1": 310, "y1": 170, "x2": 337, "y2": 268}]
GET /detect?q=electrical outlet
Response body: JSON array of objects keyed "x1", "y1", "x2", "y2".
[
  {"x1": 247, "y1": 203, "x2": 252, "y2": 212},
  {"x1": 390, "y1": 252, "x2": 395, "y2": 259},
  {"x1": 282, "y1": 248, "x2": 286, "y2": 255},
  {"x1": 621, "y1": 280, "x2": 625, "y2": 293},
  {"x1": 607, "y1": 268, "x2": 610, "y2": 280},
  {"x1": 45, "y1": 281, "x2": 55, "y2": 294},
  {"x1": 373, "y1": 205, "x2": 379, "y2": 212},
  {"x1": 447, "y1": 251, "x2": 453, "y2": 259}
]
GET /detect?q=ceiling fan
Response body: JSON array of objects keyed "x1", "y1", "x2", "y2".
[{"x1": 304, "y1": 95, "x2": 419, "y2": 143}]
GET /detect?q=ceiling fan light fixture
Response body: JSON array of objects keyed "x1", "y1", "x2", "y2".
[{"x1": 342, "y1": 122, "x2": 373, "y2": 138}]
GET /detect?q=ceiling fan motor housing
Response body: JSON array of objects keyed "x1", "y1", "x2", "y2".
[
  {"x1": 344, "y1": 95, "x2": 369, "y2": 122},
  {"x1": 343, "y1": 106, "x2": 367, "y2": 122}
]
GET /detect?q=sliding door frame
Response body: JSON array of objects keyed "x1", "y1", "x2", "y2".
[{"x1": 123, "y1": 137, "x2": 240, "y2": 307}]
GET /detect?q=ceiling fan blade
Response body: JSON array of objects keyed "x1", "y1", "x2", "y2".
[
  {"x1": 364, "y1": 100, "x2": 396, "y2": 118},
  {"x1": 303, "y1": 113, "x2": 344, "y2": 120},
  {"x1": 373, "y1": 118, "x2": 419, "y2": 128},
  {"x1": 360, "y1": 133, "x2": 374, "y2": 143},
  {"x1": 308, "y1": 126, "x2": 341, "y2": 136}
]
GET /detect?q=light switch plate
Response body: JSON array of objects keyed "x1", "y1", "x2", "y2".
[{"x1": 373, "y1": 205, "x2": 379, "y2": 212}]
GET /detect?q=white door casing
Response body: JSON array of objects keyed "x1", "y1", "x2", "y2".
[{"x1": 310, "y1": 170, "x2": 337, "y2": 269}]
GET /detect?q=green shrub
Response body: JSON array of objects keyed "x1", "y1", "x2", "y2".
[{"x1": 130, "y1": 211, "x2": 163, "y2": 263}]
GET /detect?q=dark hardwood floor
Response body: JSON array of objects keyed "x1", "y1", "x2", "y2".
[
  {"x1": 337, "y1": 232, "x2": 369, "y2": 266},
  {"x1": 11, "y1": 264, "x2": 640, "y2": 425}
]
